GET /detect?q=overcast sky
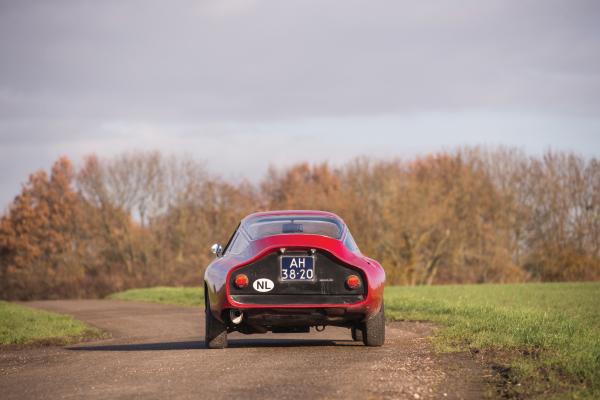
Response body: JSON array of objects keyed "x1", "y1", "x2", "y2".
[{"x1": 1, "y1": 0, "x2": 599, "y2": 208}]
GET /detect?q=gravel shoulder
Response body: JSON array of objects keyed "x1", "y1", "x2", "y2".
[{"x1": 0, "y1": 300, "x2": 487, "y2": 399}]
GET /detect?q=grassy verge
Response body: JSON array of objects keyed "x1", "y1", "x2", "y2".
[
  {"x1": 110, "y1": 282, "x2": 599, "y2": 398},
  {"x1": 108, "y1": 286, "x2": 204, "y2": 306},
  {"x1": 0, "y1": 301, "x2": 103, "y2": 346},
  {"x1": 385, "y1": 282, "x2": 600, "y2": 399}
]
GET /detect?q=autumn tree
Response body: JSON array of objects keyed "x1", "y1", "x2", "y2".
[{"x1": 0, "y1": 157, "x2": 83, "y2": 299}]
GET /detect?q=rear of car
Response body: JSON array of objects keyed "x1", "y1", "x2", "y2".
[{"x1": 204, "y1": 211, "x2": 385, "y2": 348}]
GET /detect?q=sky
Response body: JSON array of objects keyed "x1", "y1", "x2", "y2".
[{"x1": 1, "y1": 0, "x2": 599, "y2": 208}]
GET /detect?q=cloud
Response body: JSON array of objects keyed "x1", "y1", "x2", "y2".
[
  {"x1": 0, "y1": 0, "x2": 599, "y2": 207},
  {"x1": 1, "y1": 0, "x2": 599, "y2": 124}
]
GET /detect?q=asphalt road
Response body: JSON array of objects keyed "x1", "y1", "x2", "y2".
[{"x1": 0, "y1": 300, "x2": 486, "y2": 399}]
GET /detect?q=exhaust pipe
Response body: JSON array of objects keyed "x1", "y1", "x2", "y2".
[{"x1": 229, "y1": 309, "x2": 244, "y2": 325}]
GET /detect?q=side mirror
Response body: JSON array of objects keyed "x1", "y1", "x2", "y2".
[{"x1": 210, "y1": 243, "x2": 223, "y2": 257}]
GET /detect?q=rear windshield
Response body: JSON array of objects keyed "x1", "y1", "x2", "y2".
[{"x1": 245, "y1": 216, "x2": 343, "y2": 240}]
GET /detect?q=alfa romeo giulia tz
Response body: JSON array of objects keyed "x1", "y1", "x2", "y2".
[{"x1": 203, "y1": 210, "x2": 385, "y2": 348}]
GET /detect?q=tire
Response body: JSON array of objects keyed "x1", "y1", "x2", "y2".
[
  {"x1": 351, "y1": 326, "x2": 363, "y2": 342},
  {"x1": 204, "y1": 288, "x2": 227, "y2": 349},
  {"x1": 362, "y1": 303, "x2": 385, "y2": 347}
]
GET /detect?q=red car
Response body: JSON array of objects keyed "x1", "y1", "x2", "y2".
[{"x1": 203, "y1": 210, "x2": 386, "y2": 348}]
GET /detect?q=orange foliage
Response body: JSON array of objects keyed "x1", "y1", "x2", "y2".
[{"x1": 1, "y1": 148, "x2": 599, "y2": 299}]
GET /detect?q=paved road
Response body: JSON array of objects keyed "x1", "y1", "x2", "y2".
[{"x1": 0, "y1": 300, "x2": 486, "y2": 399}]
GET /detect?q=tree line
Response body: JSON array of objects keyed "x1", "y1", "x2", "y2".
[{"x1": 1, "y1": 147, "x2": 599, "y2": 300}]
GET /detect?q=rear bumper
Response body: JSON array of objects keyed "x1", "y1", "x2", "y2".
[
  {"x1": 224, "y1": 291, "x2": 371, "y2": 311},
  {"x1": 229, "y1": 294, "x2": 364, "y2": 305}
]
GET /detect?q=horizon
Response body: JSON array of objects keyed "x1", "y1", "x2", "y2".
[{"x1": 0, "y1": 137, "x2": 600, "y2": 212}]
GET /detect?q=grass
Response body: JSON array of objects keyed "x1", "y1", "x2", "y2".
[
  {"x1": 385, "y1": 282, "x2": 600, "y2": 399},
  {"x1": 109, "y1": 282, "x2": 600, "y2": 398},
  {"x1": 108, "y1": 286, "x2": 204, "y2": 306},
  {"x1": 0, "y1": 301, "x2": 103, "y2": 346}
]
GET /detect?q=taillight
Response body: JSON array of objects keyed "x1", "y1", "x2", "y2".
[
  {"x1": 234, "y1": 274, "x2": 249, "y2": 288},
  {"x1": 346, "y1": 274, "x2": 361, "y2": 290}
]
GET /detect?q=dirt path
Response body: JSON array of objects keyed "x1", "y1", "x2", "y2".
[{"x1": 0, "y1": 300, "x2": 487, "y2": 399}]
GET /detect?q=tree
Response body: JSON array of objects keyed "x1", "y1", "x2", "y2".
[
  {"x1": 2, "y1": 148, "x2": 599, "y2": 300},
  {"x1": 0, "y1": 157, "x2": 83, "y2": 299}
]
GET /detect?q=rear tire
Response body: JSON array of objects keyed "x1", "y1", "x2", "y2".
[
  {"x1": 362, "y1": 303, "x2": 385, "y2": 347},
  {"x1": 204, "y1": 288, "x2": 227, "y2": 349},
  {"x1": 351, "y1": 326, "x2": 363, "y2": 342}
]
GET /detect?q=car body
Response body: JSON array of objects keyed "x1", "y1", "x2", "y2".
[{"x1": 203, "y1": 210, "x2": 386, "y2": 348}]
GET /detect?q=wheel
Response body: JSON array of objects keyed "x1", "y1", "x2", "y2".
[
  {"x1": 351, "y1": 326, "x2": 363, "y2": 342},
  {"x1": 204, "y1": 288, "x2": 227, "y2": 349},
  {"x1": 362, "y1": 303, "x2": 385, "y2": 347}
]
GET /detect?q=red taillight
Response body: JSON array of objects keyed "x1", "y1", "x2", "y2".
[
  {"x1": 234, "y1": 274, "x2": 249, "y2": 288},
  {"x1": 346, "y1": 275, "x2": 361, "y2": 290}
]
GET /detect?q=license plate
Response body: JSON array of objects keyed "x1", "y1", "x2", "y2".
[{"x1": 280, "y1": 256, "x2": 315, "y2": 281}]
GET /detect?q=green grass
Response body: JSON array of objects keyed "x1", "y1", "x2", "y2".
[
  {"x1": 0, "y1": 301, "x2": 103, "y2": 346},
  {"x1": 109, "y1": 282, "x2": 600, "y2": 398},
  {"x1": 385, "y1": 282, "x2": 600, "y2": 399},
  {"x1": 108, "y1": 286, "x2": 204, "y2": 306}
]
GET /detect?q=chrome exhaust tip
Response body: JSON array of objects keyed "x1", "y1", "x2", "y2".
[{"x1": 229, "y1": 309, "x2": 243, "y2": 325}]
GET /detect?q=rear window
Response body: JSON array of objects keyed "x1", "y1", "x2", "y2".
[{"x1": 245, "y1": 216, "x2": 343, "y2": 240}]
